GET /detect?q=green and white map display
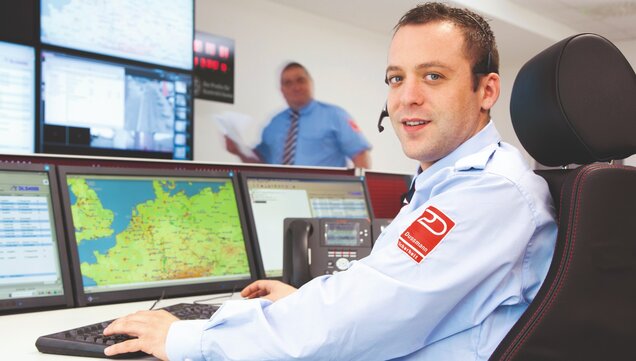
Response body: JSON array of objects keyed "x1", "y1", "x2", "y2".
[{"x1": 67, "y1": 175, "x2": 249, "y2": 291}]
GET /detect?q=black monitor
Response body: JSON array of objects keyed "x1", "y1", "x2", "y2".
[
  {"x1": 0, "y1": 163, "x2": 73, "y2": 314},
  {"x1": 0, "y1": 40, "x2": 36, "y2": 155},
  {"x1": 40, "y1": 0, "x2": 194, "y2": 71},
  {"x1": 239, "y1": 172, "x2": 372, "y2": 278},
  {"x1": 40, "y1": 50, "x2": 193, "y2": 160},
  {"x1": 0, "y1": 0, "x2": 36, "y2": 45},
  {"x1": 57, "y1": 166, "x2": 257, "y2": 306}
]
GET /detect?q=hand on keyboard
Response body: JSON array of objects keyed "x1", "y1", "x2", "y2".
[
  {"x1": 36, "y1": 303, "x2": 220, "y2": 359},
  {"x1": 103, "y1": 309, "x2": 178, "y2": 360}
]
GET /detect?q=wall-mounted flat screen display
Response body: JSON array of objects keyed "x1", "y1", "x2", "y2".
[
  {"x1": 0, "y1": 41, "x2": 35, "y2": 154},
  {"x1": 40, "y1": 50, "x2": 193, "y2": 160},
  {"x1": 40, "y1": 0, "x2": 194, "y2": 70}
]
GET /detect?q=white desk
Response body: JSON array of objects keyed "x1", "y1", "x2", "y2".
[{"x1": 0, "y1": 293, "x2": 238, "y2": 360}]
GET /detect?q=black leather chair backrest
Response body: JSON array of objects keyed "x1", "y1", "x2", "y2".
[{"x1": 490, "y1": 33, "x2": 636, "y2": 360}]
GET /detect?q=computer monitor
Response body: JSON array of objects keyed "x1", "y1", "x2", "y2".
[
  {"x1": 40, "y1": 50, "x2": 193, "y2": 160},
  {"x1": 0, "y1": 163, "x2": 73, "y2": 314},
  {"x1": 0, "y1": 0, "x2": 36, "y2": 45},
  {"x1": 239, "y1": 172, "x2": 372, "y2": 278},
  {"x1": 40, "y1": 0, "x2": 194, "y2": 70},
  {"x1": 57, "y1": 166, "x2": 256, "y2": 306},
  {"x1": 0, "y1": 40, "x2": 35, "y2": 154}
]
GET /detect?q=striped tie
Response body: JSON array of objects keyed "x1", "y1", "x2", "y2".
[{"x1": 282, "y1": 110, "x2": 300, "y2": 165}]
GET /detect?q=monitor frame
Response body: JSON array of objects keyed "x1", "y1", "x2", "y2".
[
  {"x1": 57, "y1": 165, "x2": 258, "y2": 307},
  {"x1": 238, "y1": 171, "x2": 374, "y2": 279},
  {"x1": 0, "y1": 162, "x2": 74, "y2": 315}
]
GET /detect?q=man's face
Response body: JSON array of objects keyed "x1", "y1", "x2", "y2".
[
  {"x1": 281, "y1": 67, "x2": 313, "y2": 110},
  {"x1": 386, "y1": 21, "x2": 494, "y2": 169}
]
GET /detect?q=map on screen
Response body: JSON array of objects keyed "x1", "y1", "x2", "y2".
[
  {"x1": 41, "y1": 0, "x2": 193, "y2": 70},
  {"x1": 66, "y1": 175, "x2": 250, "y2": 292}
]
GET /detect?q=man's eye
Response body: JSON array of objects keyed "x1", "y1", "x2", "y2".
[
  {"x1": 386, "y1": 75, "x2": 402, "y2": 85},
  {"x1": 425, "y1": 73, "x2": 441, "y2": 81}
]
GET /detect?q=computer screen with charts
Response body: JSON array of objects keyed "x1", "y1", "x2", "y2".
[
  {"x1": 239, "y1": 172, "x2": 372, "y2": 278},
  {"x1": 0, "y1": 163, "x2": 73, "y2": 314},
  {"x1": 57, "y1": 166, "x2": 256, "y2": 306}
]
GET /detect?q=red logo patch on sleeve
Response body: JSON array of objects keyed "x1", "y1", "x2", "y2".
[
  {"x1": 397, "y1": 205, "x2": 455, "y2": 263},
  {"x1": 348, "y1": 119, "x2": 361, "y2": 132}
]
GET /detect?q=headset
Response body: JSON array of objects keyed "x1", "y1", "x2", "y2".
[{"x1": 377, "y1": 13, "x2": 493, "y2": 133}]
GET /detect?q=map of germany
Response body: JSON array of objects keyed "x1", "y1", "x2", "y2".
[{"x1": 68, "y1": 177, "x2": 249, "y2": 288}]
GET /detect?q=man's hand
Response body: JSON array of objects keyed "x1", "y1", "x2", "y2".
[
  {"x1": 241, "y1": 280, "x2": 297, "y2": 302},
  {"x1": 225, "y1": 135, "x2": 241, "y2": 156},
  {"x1": 103, "y1": 310, "x2": 178, "y2": 360},
  {"x1": 352, "y1": 150, "x2": 371, "y2": 169},
  {"x1": 224, "y1": 135, "x2": 262, "y2": 163}
]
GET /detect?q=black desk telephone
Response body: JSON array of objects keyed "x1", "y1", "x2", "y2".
[{"x1": 282, "y1": 218, "x2": 374, "y2": 288}]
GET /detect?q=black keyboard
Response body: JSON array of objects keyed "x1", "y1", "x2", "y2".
[{"x1": 35, "y1": 303, "x2": 220, "y2": 359}]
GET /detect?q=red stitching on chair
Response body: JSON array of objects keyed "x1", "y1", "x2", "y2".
[{"x1": 498, "y1": 164, "x2": 616, "y2": 360}]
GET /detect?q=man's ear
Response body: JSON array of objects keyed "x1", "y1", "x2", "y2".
[{"x1": 480, "y1": 73, "x2": 500, "y2": 111}]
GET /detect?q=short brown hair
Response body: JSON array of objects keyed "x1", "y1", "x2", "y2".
[
  {"x1": 281, "y1": 62, "x2": 311, "y2": 79},
  {"x1": 395, "y1": 2, "x2": 499, "y2": 88}
]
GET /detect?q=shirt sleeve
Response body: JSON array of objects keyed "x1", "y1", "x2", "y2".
[
  {"x1": 330, "y1": 107, "x2": 371, "y2": 158},
  {"x1": 254, "y1": 116, "x2": 281, "y2": 164},
  {"x1": 166, "y1": 173, "x2": 553, "y2": 361}
]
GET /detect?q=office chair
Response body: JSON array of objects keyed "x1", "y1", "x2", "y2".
[{"x1": 490, "y1": 33, "x2": 636, "y2": 360}]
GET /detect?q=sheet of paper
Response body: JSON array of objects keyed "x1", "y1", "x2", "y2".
[{"x1": 213, "y1": 111, "x2": 261, "y2": 159}]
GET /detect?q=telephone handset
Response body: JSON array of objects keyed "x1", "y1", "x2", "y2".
[
  {"x1": 282, "y1": 218, "x2": 373, "y2": 288},
  {"x1": 282, "y1": 219, "x2": 313, "y2": 288}
]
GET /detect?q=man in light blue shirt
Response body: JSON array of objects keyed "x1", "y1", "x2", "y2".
[
  {"x1": 104, "y1": 3, "x2": 557, "y2": 360},
  {"x1": 226, "y1": 62, "x2": 372, "y2": 168}
]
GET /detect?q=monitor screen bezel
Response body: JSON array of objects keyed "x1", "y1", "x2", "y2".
[
  {"x1": 0, "y1": 162, "x2": 74, "y2": 315},
  {"x1": 57, "y1": 165, "x2": 257, "y2": 306},
  {"x1": 238, "y1": 171, "x2": 374, "y2": 279}
]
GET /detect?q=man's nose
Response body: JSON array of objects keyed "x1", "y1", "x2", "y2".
[{"x1": 400, "y1": 78, "x2": 425, "y2": 107}]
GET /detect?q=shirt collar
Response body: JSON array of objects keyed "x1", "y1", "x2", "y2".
[
  {"x1": 290, "y1": 99, "x2": 317, "y2": 116},
  {"x1": 403, "y1": 121, "x2": 500, "y2": 204},
  {"x1": 412, "y1": 119, "x2": 501, "y2": 184}
]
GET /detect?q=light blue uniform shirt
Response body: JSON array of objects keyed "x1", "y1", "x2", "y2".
[
  {"x1": 166, "y1": 121, "x2": 557, "y2": 361},
  {"x1": 255, "y1": 100, "x2": 371, "y2": 167}
]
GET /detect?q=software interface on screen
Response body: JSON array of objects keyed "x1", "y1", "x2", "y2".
[
  {"x1": 0, "y1": 41, "x2": 35, "y2": 154},
  {"x1": 63, "y1": 172, "x2": 251, "y2": 295},
  {"x1": 41, "y1": 51, "x2": 192, "y2": 159},
  {"x1": 40, "y1": 0, "x2": 194, "y2": 70},
  {"x1": 245, "y1": 176, "x2": 370, "y2": 277},
  {"x1": 0, "y1": 169, "x2": 66, "y2": 301}
]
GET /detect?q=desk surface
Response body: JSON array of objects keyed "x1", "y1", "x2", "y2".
[{"x1": 0, "y1": 293, "x2": 238, "y2": 360}]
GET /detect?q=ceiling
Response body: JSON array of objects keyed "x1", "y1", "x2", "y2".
[
  {"x1": 267, "y1": 0, "x2": 636, "y2": 67},
  {"x1": 510, "y1": 0, "x2": 636, "y2": 42}
]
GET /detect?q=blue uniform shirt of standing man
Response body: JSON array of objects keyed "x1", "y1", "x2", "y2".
[
  {"x1": 225, "y1": 62, "x2": 372, "y2": 168},
  {"x1": 255, "y1": 99, "x2": 371, "y2": 167}
]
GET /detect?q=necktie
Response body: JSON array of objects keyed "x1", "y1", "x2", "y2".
[{"x1": 282, "y1": 110, "x2": 300, "y2": 165}]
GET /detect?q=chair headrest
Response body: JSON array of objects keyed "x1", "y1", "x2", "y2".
[{"x1": 510, "y1": 33, "x2": 636, "y2": 167}]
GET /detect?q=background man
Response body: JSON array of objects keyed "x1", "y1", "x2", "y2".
[{"x1": 226, "y1": 62, "x2": 372, "y2": 168}]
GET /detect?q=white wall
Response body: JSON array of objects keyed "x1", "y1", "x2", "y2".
[
  {"x1": 194, "y1": 0, "x2": 416, "y2": 173},
  {"x1": 615, "y1": 39, "x2": 636, "y2": 167},
  {"x1": 193, "y1": 0, "x2": 633, "y2": 172}
]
